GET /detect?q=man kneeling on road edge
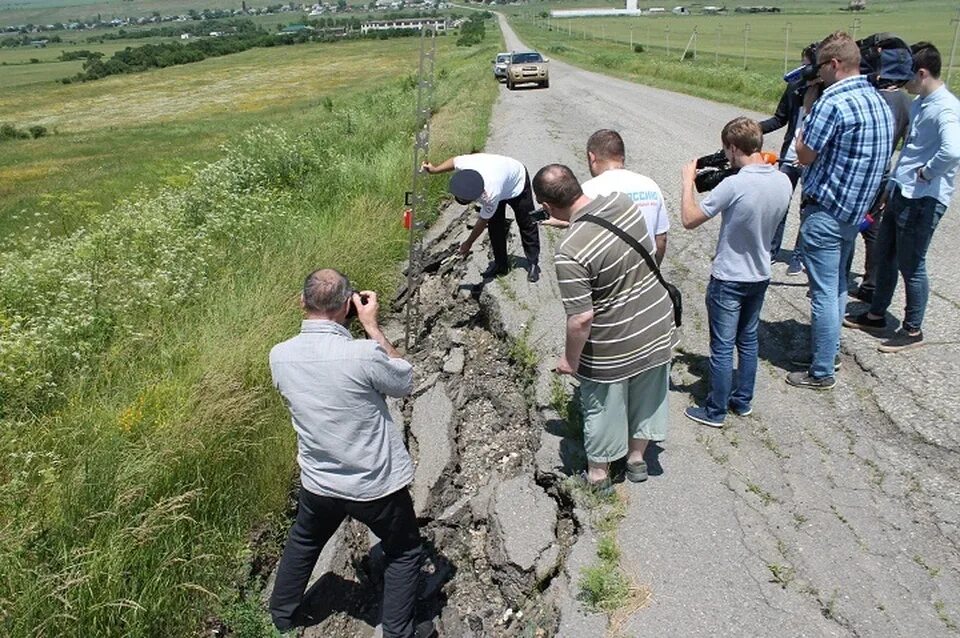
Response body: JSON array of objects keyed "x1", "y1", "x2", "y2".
[
  {"x1": 534, "y1": 164, "x2": 678, "y2": 494},
  {"x1": 680, "y1": 117, "x2": 792, "y2": 428},
  {"x1": 268, "y1": 269, "x2": 423, "y2": 637},
  {"x1": 422, "y1": 152, "x2": 543, "y2": 282},
  {"x1": 844, "y1": 42, "x2": 960, "y2": 353}
]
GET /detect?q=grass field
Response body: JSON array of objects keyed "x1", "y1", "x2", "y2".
[
  {"x1": 0, "y1": 26, "x2": 499, "y2": 637},
  {"x1": 0, "y1": 36, "x2": 459, "y2": 244},
  {"x1": 507, "y1": 0, "x2": 957, "y2": 112},
  {"x1": 518, "y1": 7, "x2": 957, "y2": 77}
]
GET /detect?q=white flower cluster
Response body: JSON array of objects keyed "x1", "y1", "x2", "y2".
[{"x1": 0, "y1": 127, "x2": 323, "y2": 416}]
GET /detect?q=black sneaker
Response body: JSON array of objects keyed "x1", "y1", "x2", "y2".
[
  {"x1": 843, "y1": 312, "x2": 886, "y2": 332},
  {"x1": 789, "y1": 354, "x2": 842, "y2": 372},
  {"x1": 785, "y1": 371, "x2": 836, "y2": 390},
  {"x1": 878, "y1": 329, "x2": 924, "y2": 353},
  {"x1": 527, "y1": 263, "x2": 541, "y2": 283}
]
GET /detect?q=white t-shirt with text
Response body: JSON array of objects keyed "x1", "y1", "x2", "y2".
[{"x1": 581, "y1": 168, "x2": 670, "y2": 236}]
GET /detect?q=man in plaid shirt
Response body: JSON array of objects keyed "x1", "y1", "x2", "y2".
[{"x1": 788, "y1": 31, "x2": 894, "y2": 390}]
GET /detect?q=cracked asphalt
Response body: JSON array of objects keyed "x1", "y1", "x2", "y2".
[{"x1": 473, "y1": 14, "x2": 960, "y2": 637}]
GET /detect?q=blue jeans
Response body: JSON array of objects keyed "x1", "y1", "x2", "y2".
[
  {"x1": 704, "y1": 277, "x2": 770, "y2": 422},
  {"x1": 801, "y1": 207, "x2": 859, "y2": 379},
  {"x1": 771, "y1": 163, "x2": 803, "y2": 260},
  {"x1": 869, "y1": 188, "x2": 946, "y2": 332}
]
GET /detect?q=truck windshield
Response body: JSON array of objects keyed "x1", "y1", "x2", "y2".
[{"x1": 511, "y1": 53, "x2": 543, "y2": 64}]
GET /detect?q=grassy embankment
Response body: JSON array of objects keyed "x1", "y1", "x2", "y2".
[
  {"x1": 508, "y1": 0, "x2": 957, "y2": 113},
  {"x1": 0, "y1": 32, "x2": 499, "y2": 637}
]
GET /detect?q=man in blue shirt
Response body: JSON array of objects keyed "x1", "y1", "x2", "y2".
[
  {"x1": 844, "y1": 42, "x2": 960, "y2": 352},
  {"x1": 269, "y1": 269, "x2": 423, "y2": 637},
  {"x1": 787, "y1": 31, "x2": 893, "y2": 390}
]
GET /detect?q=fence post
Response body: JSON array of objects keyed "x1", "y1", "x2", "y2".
[
  {"x1": 949, "y1": 8, "x2": 960, "y2": 87},
  {"x1": 783, "y1": 22, "x2": 791, "y2": 74},
  {"x1": 666, "y1": 25, "x2": 671, "y2": 57},
  {"x1": 715, "y1": 25, "x2": 721, "y2": 63},
  {"x1": 742, "y1": 23, "x2": 750, "y2": 70}
]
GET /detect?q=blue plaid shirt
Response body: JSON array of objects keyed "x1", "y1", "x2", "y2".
[{"x1": 802, "y1": 75, "x2": 894, "y2": 225}]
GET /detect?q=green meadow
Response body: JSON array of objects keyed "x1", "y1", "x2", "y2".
[
  {"x1": 0, "y1": 22, "x2": 499, "y2": 638},
  {"x1": 509, "y1": 0, "x2": 957, "y2": 111}
]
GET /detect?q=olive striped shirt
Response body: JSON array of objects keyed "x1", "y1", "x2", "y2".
[{"x1": 555, "y1": 192, "x2": 678, "y2": 383}]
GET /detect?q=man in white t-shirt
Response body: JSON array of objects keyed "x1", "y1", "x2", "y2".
[
  {"x1": 422, "y1": 153, "x2": 542, "y2": 282},
  {"x1": 580, "y1": 129, "x2": 670, "y2": 263}
]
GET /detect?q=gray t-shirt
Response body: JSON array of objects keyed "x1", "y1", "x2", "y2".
[
  {"x1": 269, "y1": 320, "x2": 414, "y2": 501},
  {"x1": 700, "y1": 164, "x2": 793, "y2": 282}
]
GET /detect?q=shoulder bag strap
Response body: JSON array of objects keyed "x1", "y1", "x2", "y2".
[{"x1": 576, "y1": 213, "x2": 672, "y2": 292}]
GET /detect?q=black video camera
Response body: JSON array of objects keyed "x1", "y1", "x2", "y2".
[
  {"x1": 694, "y1": 150, "x2": 739, "y2": 193},
  {"x1": 345, "y1": 291, "x2": 370, "y2": 319},
  {"x1": 530, "y1": 207, "x2": 550, "y2": 222}
]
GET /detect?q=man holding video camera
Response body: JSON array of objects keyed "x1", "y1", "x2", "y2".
[
  {"x1": 680, "y1": 117, "x2": 792, "y2": 427},
  {"x1": 760, "y1": 42, "x2": 818, "y2": 275},
  {"x1": 422, "y1": 153, "x2": 542, "y2": 282},
  {"x1": 788, "y1": 31, "x2": 893, "y2": 390},
  {"x1": 268, "y1": 269, "x2": 422, "y2": 637}
]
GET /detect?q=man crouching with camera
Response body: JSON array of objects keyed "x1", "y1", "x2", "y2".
[
  {"x1": 680, "y1": 118, "x2": 792, "y2": 428},
  {"x1": 268, "y1": 269, "x2": 423, "y2": 637}
]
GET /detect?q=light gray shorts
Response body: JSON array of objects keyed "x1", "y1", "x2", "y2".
[{"x1": 579, "y1": 363, "x2": 670, "y2": 463}]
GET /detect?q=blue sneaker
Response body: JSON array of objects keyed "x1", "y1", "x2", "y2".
[
  {"x1": 684, "y1": 406, "x2": 724, "y2": 428},
  {"x1": 729, "y1": 403, "x2": 753, "y2": 417}
]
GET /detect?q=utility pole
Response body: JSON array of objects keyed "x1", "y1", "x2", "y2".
[
  {"x1": 630, "y1": 27, "x2": 634, "y2": 49},
  {"x1": 949, "y1": 7, "x2": 960, "y2": 87},
  {"x1": 666, "y1": 24, "x2": 671, "y2": 57},
  {"x1": 742, "y1": 23, "x2": 750, "y2": 70},
  {"x1": 783, "y1": 22, "x2": 791, "y2": 74}
]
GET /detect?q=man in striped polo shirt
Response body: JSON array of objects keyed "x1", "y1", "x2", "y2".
[
  {"x1": 533, "y1": 164, "x2": 678, "y2": 492},
  {"x1": 789, "y1": 30, "x2": 893, "y2": 390}
]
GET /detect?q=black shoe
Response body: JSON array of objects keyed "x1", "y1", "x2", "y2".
[
  {"x1": 481, "y1": 263, "x2": 509, "y2": 279},
  {"x1": 527, "y1": 263, "x2": 541, "y2": 283},
  {"x1": 878, "y1": 329, "x2": 924, "y2": 353},
  {"x1": 843, "y1": 311, "x2": 886, "y2": 332},
  {"x1": 789, "y1": 354, "x2": 841, "y2": 372},
  {"x1": 785, "y1": 371, "x2": 836, "y2": 390}
]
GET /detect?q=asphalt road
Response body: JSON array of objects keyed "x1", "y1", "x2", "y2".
[{"x1": 477, "y1": 13, "x2": 960, "y2": 637}]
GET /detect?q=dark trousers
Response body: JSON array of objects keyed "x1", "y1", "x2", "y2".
[
  {"x1": 869, "y1": 187, "x2": 947, "y2": 332},
  {"x1": 487, "y1": 173, "x2": 540, "y2": 270},
  {"x1": 770, "y1": 163, "x2": 802, "y2": 259},
  {"x1": 269, "y1": 486, "x2": 422, "y2": 637}
]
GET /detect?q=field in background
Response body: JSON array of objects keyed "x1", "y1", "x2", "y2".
[
  {"x1": 0, "y1": 23, "x2": 499, "y2": 636},
  {"x1": 0, "y1": 36, "x2": 456, "y2": 243},
  {"x1": 507, "y1": 0, "x2": 957, "y2": 112}
]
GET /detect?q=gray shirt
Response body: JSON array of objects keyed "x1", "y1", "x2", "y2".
[
  {"x1": 700, "y1": 164, "x2": 793, "y2": 282},
  {"x1": 269, "y1": 320, "x2": 414, "y2": 501}
]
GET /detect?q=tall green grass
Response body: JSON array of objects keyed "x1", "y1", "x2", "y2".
[{"x1": 0, "y1": 37, "x2": 497, "y2": 637}]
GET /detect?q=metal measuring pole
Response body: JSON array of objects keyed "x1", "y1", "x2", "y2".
[{"x1": 404, "y1": 30, "x2": 436, "y2": 351}]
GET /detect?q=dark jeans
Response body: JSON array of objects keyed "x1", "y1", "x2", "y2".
[
  {"x1": 869, "y1": 187, "x2": 947, "y2": 332},
  {"x1": 487, "y1": 172, "x2": 540, "y2": 270},
  {"x1": 270, "y1": 486, "x2": 423, "y2": 637},
  {"x1": 704, "y1": 277, "x2": 770, "y2": 422},
  {"x1": 770, "y1": 163, "x2": 803, "y2": 260},
  {"x1": 845, "y1": 179, "x2": 886, "y2": 294}
]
